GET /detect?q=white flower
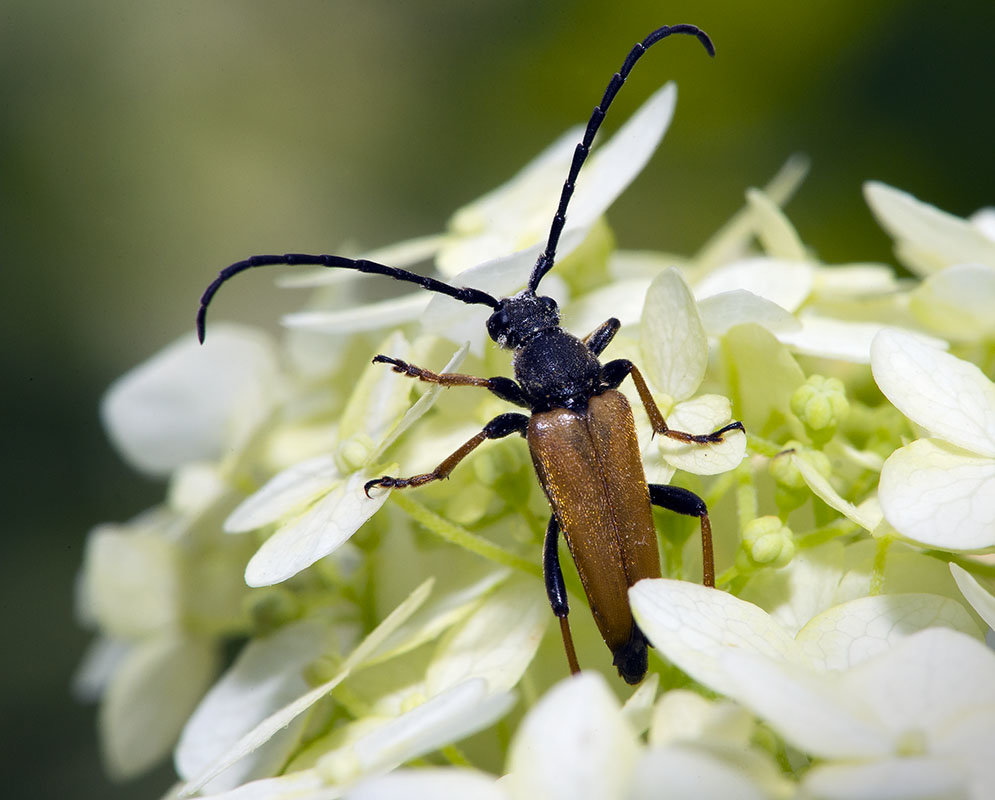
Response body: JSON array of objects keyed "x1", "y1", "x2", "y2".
[{"x1": 872, "y1": 328, "x2": 995, "y2": 549}]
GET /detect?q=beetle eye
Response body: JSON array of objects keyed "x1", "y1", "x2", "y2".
[{"x1": 540, "y1": 296, "x2": 558, "y2": 313}]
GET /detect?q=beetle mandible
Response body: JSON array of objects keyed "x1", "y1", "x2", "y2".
[{"x1": 197, "y1": 23, "x2": 744, "y2": 684}]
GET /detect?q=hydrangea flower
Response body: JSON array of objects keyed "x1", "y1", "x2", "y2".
[{"x1": 80, "y1": 70, "x2": 995, "y2": 800}]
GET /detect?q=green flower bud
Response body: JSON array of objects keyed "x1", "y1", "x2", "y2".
[
  {"x1": 335, "y1": 433, "x2": 375, "y2": 473},
  {"x1": 741, "y1": 515, "x2": 795, "y2": 569},
  {"x1": 791, "y1": 375, "x2": 849, "y2": 439}
]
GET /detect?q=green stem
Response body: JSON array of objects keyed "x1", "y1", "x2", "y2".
[
  {"x1": 390, "y1": 493, "x2": 541, "y2": 578},
  {"x1": 870, "y1": 534, "x2": 892, "y2": 595}
]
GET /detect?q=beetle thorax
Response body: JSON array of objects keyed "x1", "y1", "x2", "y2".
[{"x1": 513, "y1": 330, "x2": 602, "y2": 411}]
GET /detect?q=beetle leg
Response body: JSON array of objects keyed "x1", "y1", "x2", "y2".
[
  {"x1": 601, "y1": 359, "x2": 745, "y2": 444},
  {"x1": 364, "y1": 412, "x2": 528, "y2": 496},
  {"x1": 649, "y1": 483, "x2": 714, "y2": 588},
  {"x1": 372, "y1": 355, "x2": 529, "y2": 407},
  {"x1": 582, "y1": 317, "x2": 621, "y2": 356},
  {"x1": 543, "y1": 515, "x2": 581, "y2": 675}
]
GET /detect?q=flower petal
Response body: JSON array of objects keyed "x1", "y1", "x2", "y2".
[
  {"x1": 864, "y1": 182, "x2": 995, "y2": 275},
  {"x1": 506, "y1": 673, "x2": 638, "y2": 800},
  {"x1": 347, "y1": 768, "x2": 502, "y2": 800},
  {"x1": 879, "y1": 439, "x2": 995, "y2": 549},
  {"x1": 801, "y1": 756, "x2": 967, "y2": 800},
  {"x1": 791, "y1": 452, "x2": 882, "y2": 533},
  {"x1": 950, "y1": 563, "x2": 995, "y2": 632},
  {"x1": 629, "y1": 744, "x2": 772, "y2": 800},
  {"x1": 910, "y1": 263, "x2": 995, "y2": 342},
  {"x1": 629, "y1": 580, "x2": 802, "y2": 698},
  {"x1": 283, "y1": 294, "x2": 430, "y2": 335},
  {"x1": 697, "y1": 289, "x2": 801, "y2": 336},
  {"x1": 101, "y1": 325, "x2": 279, "y2": 476},
  {"x1": 871, "y1": 328, "x2": 995, "y2": 456},
  {"x1": 744, "y1": 188, "x2": 807, "y2": 260},
  {"x1": 244, "y1": 471, "x2": 391, "y2": 587},
  {"x1": 656, "y1": 395, "x2": 746, "y2": 475},
  {"x1": 175, "y1": 620, "x2": 334, "y2": 791},
  {"x1": 693, "y1": 257, "x2": 813, "y2": 313},
  {"x1": 640, "y1": 267, "x2": 707, "y2": 401}
]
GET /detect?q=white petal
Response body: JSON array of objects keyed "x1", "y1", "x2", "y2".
[
  {"x1": 778, "y1": 314, "x2": 942, "y2": 364},
  {"x1": 72, "y1": 636, "x2": 129, "y2": 701},
  {"x1": 802, "y1": 757, "x2": 967, "y2": 800},
  {"x1": 506, "y1": 673, "x2": 637, "y2": 800},
  {"x1": 910, "y1": 263, "x2": 995, "y2": 341},
  {"x1": 796, "y1": 593, "x2": 981, "y2": 671},
  {"x1": 693, "y1": 257, "x2": 813, "y2": 313},
  {"x1": 196, "y1": 770, "x2": 327, "y2": 800},
  {"x1": 82, "y1": 526, "x2": 180, "y2": 636},
  {"x1": 567, "y1": 83, "x2": 676, "y2": 233},
  {"x1": 620, "y1": 672, "x2": 659, "y2": 737},
  {"x1": 864, "y1": 182, "x2": 995, "y2": 275},
  {"x1": 176, "y1": 620, "x2": 334, "y2": 790},
  {"x1": 842, "y1": 628, "x2": 995, "y2": 744},
  {"x1": 347, "y1": 769, "x2": 502, "y2": 800},
  {"x1": 102, "y1": 324, "x2": 279, "y2": 476},
  {"x1": 744, "y1": 188, "x2": 807, "y2": 260},
  {"x1": 565, "y1": 278, "x2": 650, "y2": 335},
  {"x1": 177, "y1": 580, "x2": 433, "y2": 798},
  {"x1": 283, "y1": 294, "x2": 430, "y2": 334},
  {"x1": 640, "y1": 267, "x2": 707, "y2": 401},
  {"x1": 629, "y1": 745, "x2": 771, "y2": 800},
  {"x1": 871, "y1": 328, "x2": 995, "y2": 456},
  {"x1": 244, "y1": 471, "x2": 391, "y2": 587},
  {"x1": 101, "y1": 634, "x2": 219, "y2": 779},
  {"x1": 348, "y1": 680, "x2": 515, "y2": 775},
  {"x1": 810, "y1": 263, "x2": 899, "y2": 298},
  {"x1": 879, "y1": 439, "x2": 995, "y2": 549},
  {"x1": 649, "y1": 690, "x2": 753, "y2": 749},
  {"x1": 225, "y1": 454, "x2": 341, "y2": 534},
  {"x1": 338, "y1": 331, "x2": 413, "y2": 444},
  {"x1": 629, "y1": 580, "x2": 803, "y2": 699},
  {"x1": 697, "y1": 289, "x2": 801, "y2": 336},
  {"x1": 791, "y1": 452, "x2": 882, "y2": 533},
  {"x1": 950, "y1": 563, "x2": 995, "y2": 632},
  {"x1": 720, "y1": 651, "x2": 891, "y2": 759},
  {"x1": 657, "y1": 395, "x2": 746, "y2": 475},
  {"x1": 426, "y1": 578, "x2": 547, "y2": 695}
]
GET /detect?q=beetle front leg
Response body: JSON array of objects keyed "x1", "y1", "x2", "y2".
[
  {"x1": 649, "y1": 483, "x2": 714, "y2": 588},
  {"x1": 543, "y1": 515, "x2": 580, "y2": 675},
  {"x1": 364, "y1": 412, "x2": 529, "y2": 496},
  {"x1": 582, "y1": 317, "x2": 620, "y2": 356},
  {"x1": 372, "y1": 355, "x2": 529, "y2": 407},
  {"x1": 602, "y1": 359, "x2": 745, "y2": 444}
]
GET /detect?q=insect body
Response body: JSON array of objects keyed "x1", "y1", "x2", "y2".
[{"x1": 198, "y1": 24, "x2": 743, "y2": 684}]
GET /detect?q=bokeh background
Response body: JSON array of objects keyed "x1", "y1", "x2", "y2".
[{"x1": 3, "y1": 1, "x2": 992, "y2": 797}]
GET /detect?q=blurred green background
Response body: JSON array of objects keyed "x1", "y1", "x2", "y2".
[{"x1": 3, "y1": 0, "x2": 992, "y2": 796}]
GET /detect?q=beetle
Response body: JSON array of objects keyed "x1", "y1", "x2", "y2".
[{"x1": 197, "y1": 23, "x2": 743, "y2": 684}]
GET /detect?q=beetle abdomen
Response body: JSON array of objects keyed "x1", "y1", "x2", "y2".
[{"x1": 527, "y1": 389, "x2": 659, "y2": 679}]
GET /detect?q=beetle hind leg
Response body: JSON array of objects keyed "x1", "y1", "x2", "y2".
[
  {"x1": 649, "y1": 483, "x2": 715, "y2": 588},
  {"x1": 543, "y1": 515, "x2": 581, "y2": 676}
]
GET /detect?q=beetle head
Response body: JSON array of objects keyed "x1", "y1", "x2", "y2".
[{"x1": 485, "y1": 291, "x2": 559, "y2": 350}]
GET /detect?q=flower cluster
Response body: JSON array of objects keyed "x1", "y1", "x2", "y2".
[{"x1": 77, "y1": 82, "x2": 995, "y2": 799}]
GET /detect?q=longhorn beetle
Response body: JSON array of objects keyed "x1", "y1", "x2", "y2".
[{"x1": 197, "y1": 24, "x2": 743, "y2": 684}]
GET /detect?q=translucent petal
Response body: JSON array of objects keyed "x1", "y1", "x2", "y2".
[
  {"x1": 347, "y1": 769, "x2": 502, "y2": 800},
  {"x1": 244, "y1": 471, "x2": 391, "y2": 587},
  {"x1": 83, "y1": 526, "x2": 181, "y2": 636},
  {"x1": 629, "y1": 580, "x2": 803, "y2": 698},
  {"x1": 871, "y1": 328, "x2": 995, "y2": 456},
  {"x1": 629, "y1": 745, "x2": 771, "y2": 800},
  {"x1": 283, "y1": 294, "x2": 430, "y2": 335},
  {"x1": 796, "y1": 593, "x2": 981, "y2": 671},
  {"x1": 657, "y1": 395, "x2": 746, "y2": 475},
  {"x1": 101, "y1": 324, "x2": 279, "y2": 476},
  {"x1": 565, "y1": 278, "x2": 650, "y2": 335},
  {"x1": 506, "y1": 673, "x2": 638, "y2": 800},
  {"x1": 791, "y1": 452, "x2": 882, "y2": 532},
  {"x1": 697, "y1": 289, "x2": 801, "y2": 336},
  {"x1": 910, "y1": 263, "x2": 995, "y2": 341},
  {"x1": 338, "y1": 331, "x2": 412, "y2": 445},
  {"x1": 864, "y1": 182, "x2": 995, "y2": 275},
  {"x1": 745, "y1": 188, "x2": 807, "y2": 260},
  {"x1": 693, "y1": 257, "x2": 813, "y2": 312},
  {"x1": 640, "y1": 267, "x2": 707, "y2": 401},
  {"x1": 842, "y1": 628, "x2": 995, "y2": 744},
  {"x1": 649, "y1": 690, "x2": 753, "y2": 749},
  {"x1": 801, "y1": 757, "x2": 967, "y2": 800},
  {"x1": 347, "y1": 680, "x2": 515, "y2": 777},
  {"x1": 778, "y1": 314, "x2": 938, "y2": 364},
  {"x1": 950, "y1": 563, "x2": 995, "y2": 632},
  {"x1": 177, "y1": 580, "x2": 433, "y2": 797},
  {"x1": 196, "y1": 770, "x2": 326, "y2": 800},
  {"x1": 176, "y1": 620, "x2": 334, "y2": 791},
  {"x1": 426, "y1": 577, "x2": 547, "y2": 695},
  {"x1": 620, "y1": 672, "x2": 658, "y2": 737},
  {"x1": 879, "y1": 439, "x2": 995, "y2": 549},
  {"x1": 101, "y1": 634, "x2": 219, "y2": 779},
  {"x1": 810, "y1": 263, "x2": 899, "y2": 298},
  {"x1": 225, "y1": 455, "x2": 341, "y2": 534},
  {"x1": 720, "y1": 651, "x2": 891, "y2": 759}
]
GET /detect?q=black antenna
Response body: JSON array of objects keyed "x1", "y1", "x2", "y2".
[
  {"x1": 527, "y1": 24, "x2": 715, "y2": 293},
  {"x1": 197, "y1": 254, "x2": 499, "y2": 343}
]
